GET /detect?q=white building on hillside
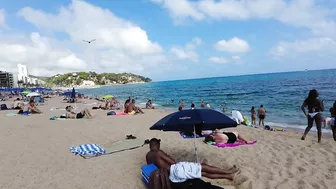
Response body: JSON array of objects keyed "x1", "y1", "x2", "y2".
[{"x1": 17, "y1": 64, "x2": 28, "y2": 82}]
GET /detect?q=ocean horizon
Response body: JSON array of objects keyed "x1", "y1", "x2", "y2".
[{"x1": 78, "y1": 68, "x2": 336, "y2": 131}]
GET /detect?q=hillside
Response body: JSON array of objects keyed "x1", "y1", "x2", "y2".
[{"x1": 43, "y1": 72, "x2": 152, "y2": 87}]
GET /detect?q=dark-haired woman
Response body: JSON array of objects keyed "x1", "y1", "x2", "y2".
[{"x1": 301, "y1": 89, "x2": 324, "y2": 142}]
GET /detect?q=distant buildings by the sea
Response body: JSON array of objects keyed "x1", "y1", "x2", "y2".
[{"x1": 0, "y1": 64, "x2": 45, "y2": 88}]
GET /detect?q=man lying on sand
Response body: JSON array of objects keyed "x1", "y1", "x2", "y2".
[
  {"x1": 146, "y1": 138, "x2": 247, "y2": 185},
  {"x1": 65, "y1": 106, "x2": 92, "y2": 119},
  {"x1": 26, "y1": 100, "x2": 42, "y2": 114},
  {"x1": 204, "y1": 129, "x2": 254, "y2": 144}
]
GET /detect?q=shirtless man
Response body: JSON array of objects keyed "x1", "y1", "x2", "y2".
[
  {"x1": 127, "y1": 99, "x2": 144, "y2": 114},
  {"x1": 204, "y1": 129, "x2": 253, "y2": 144},
  {"x1": 146, "y1": 138, "x2": 246, "y2": 184},
  {"x1": 26, "y1": 100, "x2": 42, "y2": 114},
  {"x1": 65, "y1": 106, "x2": 92, "y2": 119},
  {"x1": 258, "y1": 105, "x2": 266, "y2": 126}
]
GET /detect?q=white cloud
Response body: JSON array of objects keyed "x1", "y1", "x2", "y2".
[
  {"x1": 0, "y1": 0, "x2": 169, "y2": 79},
  {"x1": 214, "y1": 37, "x2": 250, "y2": 53},
  {"x1": 0, "y1": 33, "x2": 87, "y2": 76},
  {"x1": 151, "y1": 0, "x2": 204, "y2": 24},
  {"x1": 0, "y1": 9, "x2": 6, "y2": 27},
  {"x1": 151, "y1": 0, "x2": 336, "y2": 39},
  {"x1": 209, "y1": 56, "x2": 229, "y2": 64},
  {"x1": 170, "y1": 37, "x2": 202, "y2": 62},
  {"x1": 232, "y1": 56, "x2": 241, "y2": 61},
  {"x1": 270, "y1": 37, "x2": 336, "y2": 57}
]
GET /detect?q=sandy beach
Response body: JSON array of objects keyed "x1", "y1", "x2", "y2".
[{"x1": 1, "y1": 97, "x2": 336, "y2": 189}]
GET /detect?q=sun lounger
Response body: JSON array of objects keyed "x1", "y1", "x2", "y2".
[{"x1": 141, "y1": 164, "x2": 158, "y2": 186}]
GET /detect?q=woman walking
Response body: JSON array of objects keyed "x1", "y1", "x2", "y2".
[{"x1": 301, "y1": 89, "x2": 324, "y2": 142}]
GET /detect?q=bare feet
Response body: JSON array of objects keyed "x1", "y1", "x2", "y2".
[{"x1": 232, "y1": 172, "x2": 248, "y2": 185}]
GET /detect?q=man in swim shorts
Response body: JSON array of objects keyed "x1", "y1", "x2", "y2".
[
  {"x1": 203, "y1": 129, "x2": 253, "y2": 144},
  {"x1": 65, "y1": 106, "x2": 92, "y2": 119},
  {"x1": 258, "y1": 105, "x2": 266, "y2": 126},
  {"x1": 146, "y1": 138, "x2": 247, "y2": 184}
]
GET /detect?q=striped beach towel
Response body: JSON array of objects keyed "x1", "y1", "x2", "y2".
[{"x1": 70, "y1": 144, "x2": 106, "y2": 157}]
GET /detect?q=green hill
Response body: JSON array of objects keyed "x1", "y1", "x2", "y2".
[{"x1": 43, "y1": 72, "x2": 152, "y2": 87}]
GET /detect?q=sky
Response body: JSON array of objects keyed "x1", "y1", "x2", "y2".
[{"x1": 0, "y1": 0, "x2": 336, "y2": 81}]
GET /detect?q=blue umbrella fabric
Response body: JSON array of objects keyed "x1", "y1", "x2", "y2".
[
  {"x1": 150, "y1": 109, "x2": 237, "y2": 132},
  {"x1": 71, "y1": 88, "x2": 76, "y2": 99}
]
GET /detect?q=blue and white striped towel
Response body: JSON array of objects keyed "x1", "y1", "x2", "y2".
[{"x1": 70, "y1": 144, "x2": 106, "y2": 156}]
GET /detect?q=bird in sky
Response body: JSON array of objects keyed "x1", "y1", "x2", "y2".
[{"x1": 83, "y1": 39, "x2": 96, "y2": 43}]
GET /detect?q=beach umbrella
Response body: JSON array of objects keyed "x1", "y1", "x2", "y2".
[
  {"x1": 150, "y1": 109, "x2": 237, "y2": 162},
  {"x1": 103, "y1": 95, "x2": 113, "y2": 99},
  {"x1": 21, "y1": 91, "x2": 30, "y2": 95},
  {"x1": 27, "y1": 92, "x2": 41, "y2": 97}
]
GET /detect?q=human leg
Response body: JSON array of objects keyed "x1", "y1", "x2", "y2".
[
  {"x1": 236, "y1": 133, "x2": 253, "y2": 144},
  {"x1": 201, "y1": 163, "x2": 239, "y2": 175},
  {"x1": 302, "y1": 116, "x2": 314, "y2": 140},
  {"x1": 315, "y1": 114, "x2": 323, "y2": 143}
]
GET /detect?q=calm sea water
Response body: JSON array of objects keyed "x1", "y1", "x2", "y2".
[{"x1": 78, "y1": 69, "x2": 336, "y2": 130}]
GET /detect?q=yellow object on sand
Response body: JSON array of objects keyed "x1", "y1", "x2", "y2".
[
  {"x1": 128, "y1": 111, "x2": 136, "y2": 115},
  {"x1": 103, "y1": 95, "x2": 113, "y2": 99}
]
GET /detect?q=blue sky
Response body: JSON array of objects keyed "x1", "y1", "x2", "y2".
[{"x1": 0, "y1": 0, "x2": 336, "y2": 81}]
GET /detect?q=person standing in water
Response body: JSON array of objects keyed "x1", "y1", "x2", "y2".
[
  {"x1": 200, "y1": 100, "x2": 205, "y2": 108},
  {"x1": 251, "y1": 106, "x2": 256, "y2": 125},
  {"x1": 258, "y1": 105, "x2": 266, "y2": 126},
  {"x1": 301, "y1": 89, "x2": 324, "y2": 142}
]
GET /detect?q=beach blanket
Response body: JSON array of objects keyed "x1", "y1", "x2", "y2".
[
  {"x1": 114, "y1": 112, "x2": 135, "y2": 116},
  {"x1": 179, "y1": 132, "x2": 203, "y2": 139},
  {"x1": 71, "y1": 139, "x2": 146, "y2": 159},
  {"x1": 5, "y1": 112, "x2": 30, "y2": 117},
  {"x1": 206, "y1": 141, "x2": 257, "y2": 148},
  {"x1": 70, "y1": 144, "x2": 105, "y2": 157}
]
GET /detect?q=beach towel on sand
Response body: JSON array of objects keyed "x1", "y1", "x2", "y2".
[
  {"x1": 5, "y1": 112, "x2": 30, "y2": 117},
  {"x1": 179, "y1": 132, "x2": 203, "y2": 139},
  {"x1": 70, "y1": 139, "x2": 146, "y2": 158},
  {"x1": 70, "y1": 144, "x2": 105, "y2": 157},
  {"x1": 206, "y1": 141, "x2": 257, "y2": 148}
]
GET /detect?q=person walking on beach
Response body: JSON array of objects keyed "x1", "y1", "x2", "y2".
[
  {"x1": 301, "y1": 89, "x2": 324, "y2": 142},
  {"x1": 251, "y1": 106, "x2": 256, "y2": 125},
  {"x1": 258, "y1": 105, "x2": 266, "y2": 126}
]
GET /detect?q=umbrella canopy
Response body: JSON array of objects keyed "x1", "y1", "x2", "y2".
[
  {"x1": 21, "y1": 91, "x2": 30, "y2": 95},
  {"x1": 150, "y1": 109, "x2": 237, "y2": 132},
  {"x1": 71, "y1": 88, "x2": 76, "y2": 99},
  {"x1": 27, "y1": 92, "x2": 41, "y2": 97},
  {"x1": 103, "y1": 95, "x2": 113, "y2": 99},
  {"x1": 150, "y1": 109, "x2": 237, "y2": 162}
]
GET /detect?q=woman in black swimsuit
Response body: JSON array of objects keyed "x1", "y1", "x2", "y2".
[{"x1": 301, "y1": 89, "x2": 324, "y2": 142}]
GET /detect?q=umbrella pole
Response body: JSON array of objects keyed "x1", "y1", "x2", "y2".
[{"x1": 193, "y1": 125, "x2": 199, "y2": 163}]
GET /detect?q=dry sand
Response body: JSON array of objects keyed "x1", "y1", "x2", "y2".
[{"x1": 0, "y1": 97, "x2": 336, "y2": 189}]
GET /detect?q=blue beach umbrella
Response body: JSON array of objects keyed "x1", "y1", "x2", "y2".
[{"x1": 150, "y1": 109, "x2": 237, "y2": 162}]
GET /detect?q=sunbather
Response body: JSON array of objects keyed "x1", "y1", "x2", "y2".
[
  {"x1": 65, "y1": 106, "x2": 92, "y2": 119},
  {"x1": 127, "y1": 99, "x2": 144, "y2": 114},
  {"x1": 146, "y1": 138, "x2": 247, "y2": 185},
  {"x1": 204, "y1": 129, "x2": 253, "y2": 144},
  {"x1": 26, "y1": 100, "x2": 42, "y2": 114}
]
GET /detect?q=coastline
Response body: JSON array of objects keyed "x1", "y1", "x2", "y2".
[{"x1": 1, "y1": 97, "x2": 335, "y2": 189}]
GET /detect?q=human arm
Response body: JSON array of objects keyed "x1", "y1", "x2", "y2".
[
  {"x1": 159, "y1": 151, "x2": 176, "y2": 165},
  {"x1": 301, "y1": 101, "x2": 308, "y2": 117}
]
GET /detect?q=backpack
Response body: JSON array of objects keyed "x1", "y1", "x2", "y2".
[{"x1": 1, "y1": 104, "x2": 8, "y2": 110}]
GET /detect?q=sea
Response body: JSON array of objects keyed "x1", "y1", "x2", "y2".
[{"x1": 78, "y1": 69, "x2": 336, "y2": 131}]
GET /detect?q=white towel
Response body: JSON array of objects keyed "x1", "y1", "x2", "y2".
[{"x1": 169, "y1": 162, "x2": 202, "y2": 183}]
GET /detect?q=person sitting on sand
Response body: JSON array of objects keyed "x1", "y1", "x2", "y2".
[
  {"x1": 146, "y1": 138, "x2": 246, "y2": 185},
  {"x1": 146, "y1": 100, "x2": 155, "y2": 109},
  {"x1": 13, "y1": 98, "x2": 24, "y2": 110},
  {"x1": 26, "y1": 100, "x2": 42, "y2": 114},
  {"x1": 65, "y1": 106, "x2": 92, "y2": 119},
  {"x1": 127, "y1": 99, "x2": 144, "y2": 114},
  {"x1": 204, "y1": 129, "x2": 253, "y2": 144}
]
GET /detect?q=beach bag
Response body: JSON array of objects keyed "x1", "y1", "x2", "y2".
[
  {"x1": 1, "y1": 104, "x2": 8, "y2": 110},
  {"x1": 107, "y1": 111, "x2": 116, "y2": 116}
]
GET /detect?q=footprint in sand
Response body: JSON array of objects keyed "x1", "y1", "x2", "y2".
[{"x1": 298, "y1": 166, "x2": 306, "y2": 173}]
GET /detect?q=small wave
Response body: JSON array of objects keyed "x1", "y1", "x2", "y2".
[{"x1": 266, "y1": 122, "x2": 332, "y2": 133}]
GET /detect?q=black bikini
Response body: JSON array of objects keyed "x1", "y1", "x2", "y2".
[{"x1": 222, "y1": 132, "x2": 237, "y2": 144}]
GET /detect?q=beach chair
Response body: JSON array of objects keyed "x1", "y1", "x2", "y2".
[{"x1": 141, "y1": 164, "x2": 158, "y2": 186}]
